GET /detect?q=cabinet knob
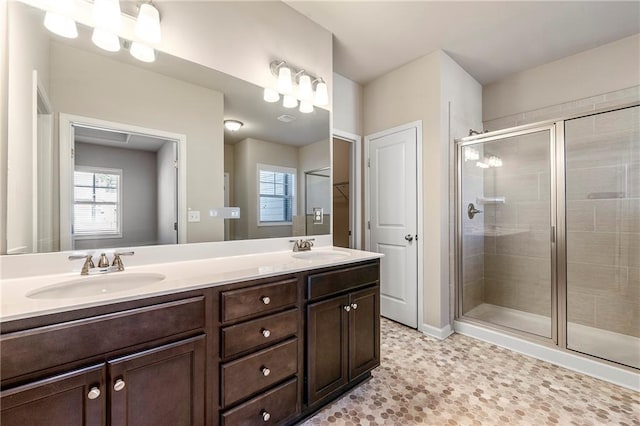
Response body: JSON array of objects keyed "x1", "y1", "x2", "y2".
[
  {"x1": 113, "y1": 379, "x2": 126, "y2": 392},
  {"x1": 87, "y1": 386, "x2": 101, "y2": 400},
  {"x1": 351, "y1": 303, "x2": 358, "y2": 310},
  {"x1": 343, "y1": 305, "x2": 351, "y2": 312},
  {"x1": 261, "y1": 366, "x2": 271, "y2": 377},
  {"x1": 261, "y1": 410, "x2": 271, "y2": 422},
  {"x1": 261, "y1": 296, "x2": 271, "y2": 305},
  {"x1": 261, "y1": 329, "x2": 271, "y2": 338}
]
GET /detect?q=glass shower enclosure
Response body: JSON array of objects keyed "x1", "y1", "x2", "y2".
[{"x1": 456, "y1": 105, "x2": 639, "y2": 370}]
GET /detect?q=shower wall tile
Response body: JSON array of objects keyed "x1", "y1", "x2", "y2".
[
  {"x1": 566, "y1": 201, "x2": 595, "y2": 231},
  {"x1": 593, "y1": 104, "x2": 640, "y2": 133},
  {"x1": 628, "y1": 162, "x2": 640, "y2": 198},
  {"x1": 567, "y1": 262, "x2": 625, "y2": 294},
  {"x1": 484, "y1": 277, "x2": 551, "y2": 317},
  {"x1": 485, "y1": 254, "x2": 550, "y2": 282},
  {"x1": 489, "y1": 173, "x2": 540, "y2": 202},
  {"x1": 566, "y1": 290, "x2": 596, "y2": 327},
  {"x1": 623, "y1": 267, "x2": 640, "y2": 299},
  {"x1": 484, "y1": 278, "x2": 519, "y2": 310},
  {"x1": 594, "y1": 199, "x2": 640, "y2": 233},
  {"x1": 516, "y1": 201, "x2": 551, "y2": 231},
  {"x1": 463, "y1": 234, "x2": 484, "y2": 257},
  {"x1": 565, "y1": 165, "x2": 626, "y2": 200},
  {"x1": 463, "y1": 253, "x2": 484, "y2": 284},
  {"x1": 567, "y1": 231, "x2": 639, "y2": 267},
  {"x1": 462, "y1": 280, "x2": 484, "y2": 314},
  {"x1": 595, "y1": 295, "x2": 640, "y2": 337},
  {"x1": 494, "y1": 230, "x2": 549, "y2": 259}
]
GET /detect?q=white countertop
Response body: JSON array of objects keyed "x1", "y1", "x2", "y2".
[{"x1": 0, "y1": 247, "x2": 382, "y2": 322}]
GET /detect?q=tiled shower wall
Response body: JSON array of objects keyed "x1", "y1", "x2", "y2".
[{"x1": 565, "y1": 106, "x2": 639, "y2": 338}]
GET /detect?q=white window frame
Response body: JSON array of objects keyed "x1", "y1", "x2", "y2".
[
  {"x1": 256, "y1": 163, "x2": 296, "y2": 227},
  {"x1": 73, "y1": 165, "x2": 123, "y2": 240}
]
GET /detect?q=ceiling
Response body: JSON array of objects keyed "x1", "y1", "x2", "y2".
[{"x1": 285, "y1": 1, "x2": 640, "y2": 85}]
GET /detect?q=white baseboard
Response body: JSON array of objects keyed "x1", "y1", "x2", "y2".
[
  {"x1": 420, "y1": 322, "x2": 454, "y2": 340},
  {"x1": 454, "y1": 320, "x2": 640, "y2": 392}
]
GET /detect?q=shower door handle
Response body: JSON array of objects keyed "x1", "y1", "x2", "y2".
[{"x1": 404, "y1": 234, "x2": 414, "y2": 242}]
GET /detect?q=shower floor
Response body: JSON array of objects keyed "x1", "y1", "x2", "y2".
[{"x1": 465, "y1": 303, "x2": 640, "y2": 369}]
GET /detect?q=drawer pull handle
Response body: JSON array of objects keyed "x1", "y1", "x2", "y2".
[
  {"x1": 262, "y1": 410, "x2": 271, "y2": 422},
  {"x1": 113, "y1": 379, "x2": 126, "y2": 392},
  {"x1": 87, "y1": 386, "x2": 101, "y2": 400},
  {"x1": 343, "y1": 305, "x2": 351, "y2": 312},
  {"x1": 261, "y1": 366, "x2": 271, "y2": 377},
  {"x1": 261, "y1": 296, "x2": 271, "y2": 305},
  {"x1": 351, "y1": 303, "x2": 358, "y2": 310},
  {"x1": 262, "y1": 329, "x2": 271, "y2": 338}
]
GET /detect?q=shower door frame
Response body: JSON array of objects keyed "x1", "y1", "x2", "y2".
[{"x1": 455, "y1": 122, "x2": 559, "y2": 346}]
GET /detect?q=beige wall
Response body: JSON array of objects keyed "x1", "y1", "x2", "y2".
[
  {"x1": 234, "y1": 138, "x2": 299, "y2": 240},
  {"x1": 333, "y1": 73, "x2": 363, "y2": 136},
  {"x1": 364, "y1": 50, "x2": 482, "y2": 331},
  {"x1": 50, "y1": 43, "x2": 224, "y2": 243},
  {"x1": 333, "y1": 138, "x2": 350, "y2": 248},
  {"x1": 0, "y1": 0, "x2": 8, "y2": 255},
  {"x1": 483, "y1": 34, "x2": 640, "y2": 122}
]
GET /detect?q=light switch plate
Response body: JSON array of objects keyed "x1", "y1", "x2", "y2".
[
  {"x1": 188, "y1": 210, "x2": 200, "y2": 222},
  {"x1": 209, "y1": 207, "x2": 240, "y2": 219}
]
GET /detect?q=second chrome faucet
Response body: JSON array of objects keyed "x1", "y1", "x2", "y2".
[{"x1": 69, "y1": 251, "x2": 135, "y2": 276}]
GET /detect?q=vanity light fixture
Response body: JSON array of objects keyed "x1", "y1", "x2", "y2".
[
  {"x1": 130, "y1": 41, "x2": 155, "y2": 62},
  {"x1": 224, "y1": 120, "x2": 244, "y2": 132},
  {"x1": 297, "y1": 72, "x2": 313, "y2": 101},
  {"x1": 92, "y1": 27, "x2": 121, "y2": 52},
  {"x1": 263, "y1": 88, "x2": 280, "y2": 103},
  {"x1": 273, "y1": 62, "x2": 293, "y2": 94},
  {"x1": 44, "y1": 0, "x2": 78, "y2": 39},
  {"x1": 299, "y1": 101, "x2": 314, "y2": 114},
  {"x1": 92, "y1": 0, "x2": 123, "y2": 33},
  {"x1": 314, "y1": 78, "x2": 329, "y2": 106},
  {"x1": 135, "y1": 2, "x2": 162, "y2": 44},
  {"x1": 283, "y1": 95, "x2": 298, "y2": 109}
]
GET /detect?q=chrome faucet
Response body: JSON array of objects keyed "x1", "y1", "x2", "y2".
[
  {"x1": 69, "y1": 251, "x2": 135, "y2": 275},
  {"x1": 289, "y1": 238, "x2": 314, "y2": 252}
]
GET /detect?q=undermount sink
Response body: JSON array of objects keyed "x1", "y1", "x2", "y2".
[
  {"x1": 26, "y1": 272, "x2": 166, "y2": 300},
  {"x1": 291, "y1": 251, "x2": 350, "y2": 261}
]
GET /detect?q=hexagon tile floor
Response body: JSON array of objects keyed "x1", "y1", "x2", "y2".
[{"x1": 302, "y1": 318, "x2": 639, "y2": 425}]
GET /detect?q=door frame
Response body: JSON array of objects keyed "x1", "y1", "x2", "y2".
[
  {"x1": 332, "y1": 129, "x2": 362, "y2": 249},
  {"x1": 59, "y1": 113, "x2": 187, "y2": 251},
  {"x1": 364, "y1": 120, "x2": 423, "y2": 330}
]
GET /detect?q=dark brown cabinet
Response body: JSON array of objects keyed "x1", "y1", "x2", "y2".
[
  {"x1": 0, "y1": 364, "x2": 104, "y2": 426},
  {"x1": 0, "y1": 337, "x2": 205, "y2": 426},
  {"x1": 306, "y1": 262, "x2": 380, "y2": 407}
]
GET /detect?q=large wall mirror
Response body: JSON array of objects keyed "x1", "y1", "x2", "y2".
[{"x1": 5, "y1": 1, "x2": 331, "y2": 255}]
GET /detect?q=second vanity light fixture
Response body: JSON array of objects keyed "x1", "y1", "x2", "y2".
[
  {"x1": 264, "y1": 60, "x2": 329, "y2": 114},
  {"x1": 42, "y1": 0, "x2": 162, "y2": 63}
]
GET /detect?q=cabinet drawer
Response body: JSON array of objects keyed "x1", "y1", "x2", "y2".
[
  {"x1": 307, "y1": 262, "x2": 379, "y2": 301},
  {"x1": 221, "y1": 309, "x2": 298, "y2": 359},
  {"x1": 221, "y1": 377, "x2": 298, "y2": 426},
  {"x1": 221, "y1": 279, "x2": 297, "y2": 323},
  {"x1": 221, "y1": 338, "x2": 297, "y2": 407},
  {"x1": 1, "y1": 296, "x2": 204, "y2": 381}
]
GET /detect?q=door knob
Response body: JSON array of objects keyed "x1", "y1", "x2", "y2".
[
  {"x1": 113, "y1": 379, "x2": 126, "y2": 392},
  {"x1": 404, "y1": 234, "x2": 414, "y2": 242},
  {"x1": 87, "y1": 386, "x2": 101, "y2": 400}
]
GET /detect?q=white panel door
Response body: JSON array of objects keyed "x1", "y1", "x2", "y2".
[{"x1": 368, "y1": 127, "x2": 418, "y2": 328}]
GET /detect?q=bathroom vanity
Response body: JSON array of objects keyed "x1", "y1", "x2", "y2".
[{"x1": 0, "y1": 249, "x2": 381, "y2": 425}]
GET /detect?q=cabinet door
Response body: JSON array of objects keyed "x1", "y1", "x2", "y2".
[
  {"x1": 109, "y1": 336, "x2": 206, "y2": 426},
  {"x1": 1, "y1": 364, "x2": 105, "y2": 426},
  {"x1": 306, "y1": 295, "x2": 349, "y2": 405},
  {"x1": 349, "y1": 286, "x2": 380, "y2": 380}
]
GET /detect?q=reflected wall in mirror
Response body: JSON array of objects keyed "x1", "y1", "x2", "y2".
[{"x1": 5, "y1": 1, "x2": 330, "y2": 255}]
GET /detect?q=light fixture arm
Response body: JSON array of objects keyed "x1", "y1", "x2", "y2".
[{"x1": 270, "y1": 60, "x2": 320, "y2": 83}]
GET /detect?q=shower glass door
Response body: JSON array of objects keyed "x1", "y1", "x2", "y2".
[
  {"x1": 459, "y1": 127, "x2": 555, "y2": 339},
  {"x1": 564, "y1": 106, "x2": 640, "y2": 368}
]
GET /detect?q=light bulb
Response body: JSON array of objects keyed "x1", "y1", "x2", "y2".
[
  {"x1": 92, "y1": 28, "x2": 120, "y2": 52},
  {"x1": 44, "y1": 12, "x2": 78, "y2": 39},
  {"x1": 476, "y1": 161, "x2": 489, "y2": 169},
  {"x1": 283, "y1": 95, "x2": 297, "y2": 108},
  {"x1": 277, "y1": 65, "x2": 293, "y2": 94},
  {"x1": 130, "y1": 41, "x2": 155, "y2": 63},
  {"x1": 263, "y1": 88, "x2": 280, "y2": 103},
  {"x1": 298, "y1": 74, "x2": 313, "y2": 101},
  {"x1": 93, "y1": 0, "x2": 122, "y2": 32},
  {"x1": 314, "y1": 79, "x2": 328, "y2": 106},
  {"x1": 135, "y1": 3, "x2": 161, "y2": 44},
  {"x1": 299, "y1": 101, "x2": 314, "y2": 114}
]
